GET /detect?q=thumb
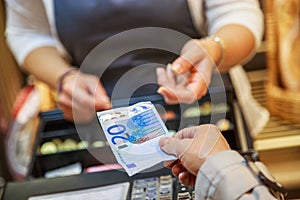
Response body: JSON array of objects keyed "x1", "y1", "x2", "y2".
[
  {"x1": 94, "y1": 82, "x2": 111, "y2": 110},
  {"x1": 171, "y1": 57, "x2": 193, "y2": 75},
  {"x1": 159, "y1": 137, "x2": 192, "y2": 158},
  {"x1": 171, "y1": 39, "x2": 206, "y2": 74}
]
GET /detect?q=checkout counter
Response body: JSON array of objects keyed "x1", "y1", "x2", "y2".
[{"x1": 1, "y1": 72, "x2": 255, "y2": 200}]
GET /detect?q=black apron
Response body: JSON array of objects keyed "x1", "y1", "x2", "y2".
[{"x1": 54, "y1": 0, "x2": 200, "y2": 100}]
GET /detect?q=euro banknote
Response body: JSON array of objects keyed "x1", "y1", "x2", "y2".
[{"x1": 97, "y1": 101, "x2": 176, "y2": 176}]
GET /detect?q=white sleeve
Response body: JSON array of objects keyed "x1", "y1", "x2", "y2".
[
  {"x1": 205, "y1": 0, "x2": 264, "y2": 49},
  {"x1": 5, "y1": 0, "x2": 57, "y2": 66},
  {"x1": 195, "y1": 151, "x2": 277, "y2": 200}
]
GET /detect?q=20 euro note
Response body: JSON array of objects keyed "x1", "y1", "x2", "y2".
[{"x1": 96, "y1": 101, "x2": 176, "y2": 176}]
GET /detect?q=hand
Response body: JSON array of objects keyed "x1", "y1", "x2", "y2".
[
  {"x1": 57, "y1": 70, "x2": 111, "y2": 122},
  {"x1": 157, "y1": 39, "x2": 222, "y2": 104},
  {"x1": 159, "y1": 124, "x2": 230, "y2": 186}
]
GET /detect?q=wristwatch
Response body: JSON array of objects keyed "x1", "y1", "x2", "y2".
[{"x1": 242, "y1": 151, "x2": 288, "y2": 199}]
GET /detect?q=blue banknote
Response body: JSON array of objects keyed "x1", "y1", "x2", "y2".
[{"x1": 97, "y1": 102, "x2": 176, "y2": 176}]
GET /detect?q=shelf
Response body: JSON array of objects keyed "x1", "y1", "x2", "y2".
[{"x1": 247, "y1": 69, "x2": 300, "y2": 191}]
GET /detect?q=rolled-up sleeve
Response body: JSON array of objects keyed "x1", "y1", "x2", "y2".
[
  {"x1": 5, "y1": 0, "x2": 57, "y2": 66},
  {"x1": 205, "y1": 0, "x2": 264, "y2": 49}
]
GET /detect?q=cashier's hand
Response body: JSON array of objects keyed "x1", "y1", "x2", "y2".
[
  {"x1": 159, "y1": 125, "x2": 230, "y2": 186},
  {"x1": 57, "y1": 70, "x2": 111, "y2": 122},
  {"x1": 157, "y1": 39, "x2": 222, "y2": 104}
]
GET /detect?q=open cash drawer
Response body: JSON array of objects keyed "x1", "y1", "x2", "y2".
[{"x1": 28, "y1": 73, "x2": 246, "y2": 178}]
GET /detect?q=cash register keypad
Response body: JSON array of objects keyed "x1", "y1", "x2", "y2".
[{"x1": 130, "y1": 175, "x2": 195, "y2": 200}]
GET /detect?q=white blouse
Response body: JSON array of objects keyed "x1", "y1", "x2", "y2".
[{"x1": 5, "y1": 0, "x2": 264, "y2": 66}]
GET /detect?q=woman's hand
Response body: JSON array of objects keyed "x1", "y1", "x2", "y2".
[
  {"x1": 157, "y1": 39, "x2": 223, "y2": 104},
  {"x1": 159, "y1": 124, "x2": 230, "y2": 186},
  {"x1": 57, "y1": 70, "x2": 111, "y2": 122}
]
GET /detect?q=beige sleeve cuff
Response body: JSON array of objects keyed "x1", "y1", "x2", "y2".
[{"x1": 195, "y1": 150, "x2": 260, "y2": 200}]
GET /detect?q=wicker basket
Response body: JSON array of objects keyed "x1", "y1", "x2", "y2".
[{"x1": 265, "y1": 0, "x2": 300, "y2": 124}]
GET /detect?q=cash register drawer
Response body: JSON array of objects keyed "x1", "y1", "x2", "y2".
[{"x1": 29, "y1": 74, "x2": 243, "y2": 178}]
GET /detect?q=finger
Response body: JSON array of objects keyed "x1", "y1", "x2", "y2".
[
  {"x1": 157, "y1": 65, "x2": 197, "y2": 104},
  {"x1": 94, "y1": 82, "x2": 111, "y2": 110},
  {"x1": 82, "y1": 76, "x2": 111, "y2": 110},
  {"x1": 171, "y1": 163, "x2": 186, "y2": 177},
  {"x1": 59, "y1": 100, "x2": 95, "y2": 122},
  {"x1": 158, "y1": 88, "x2": 179, "y2": 105},
  {"x1": 173, "y1": 76, "x2": 206, "y2": 103},
  {"x1": 173, "y1": 127, "x2": 200, "y2": 139},
  {"x1": 194, "y1": 58, "x2": 214, "y2": 84},
  {"x1": 64, "y1": 77, "x2": 95, "y2": 107},
  {"x1": 195, "y1": 124, "x2": 230, "y2": 158},
  {"x1": 58, "y1": 82, "x2": 96, "y2": 122},
  {"x1": 164, "y1": 60, "x2": 212, "y2": 104},
  {"x1": 69, "y1": 74, "x2": 111, "y2": 111},
  {"x1": 166, "y1": 64, "x2": 176, "y2": 86},
  {"x1": 58, "y1": 92, "x2": 92, "y2": 122},
  {"x1": 60, "y1": 106, "x2": 74, "y2": 121},
  {"x1": 157, "y1": 86, "x2": 177, "y2": 100},
  {"x1": 156, "y1": 67, "x2": 176, "y2": 88},
  {"x1": 172, "y1": 40, "x2": 206, "y2": 74},
  {"x1": 176, "y1": 72, "x2": 188, "y2": 86},
  {"x1": 156, "y1": 67, "x2": 168, "y2": 86},
  {"x1": 57, "y1": 91, "x2": 73, "y2": 109},
  {"x1": 62, "y1": 73, "x2": 98, "y2": 108},
  {"x1": 160, "y1": 86, "x2": 197, "y2": 104},
  {"x1": 171, "y1": 57, "x2": 193, "y2": 75},
  {"x1": 159, "y1": 137, "x2": 193, "y2": 158},
  {"x1": 186, "y1": 61, "x2": 213, "y2": 102},
  {"x1": 59, "y1": 90, "x2": 93, "y2": 114},
  {"x1": 157, "y1": 67, "x2": 176, "y2": 103},
  {"x1": 72, "y1": 101, "x2": 95, "y2": 122},
  {"x1": 158, "y1": 85, "x2": 198, "y2": 104},
  {"x1": 164, "y1": 159, "x2": 179, "y2": 168},
  {"x1": 181, "y1": 39, "x2": 206, "y2": 64},
  {"x1": 69, "y1": 89, "x2": 96, "y2": 122},
  {"x1": 73, "y1": 91, "x2": 95, "y2": 108},
  {"x1": 178, "y1": 171, "x2": 196, "y2": 186},
  {"x1": 187, "y1": 76, "x2": 209, "y2": 100}
]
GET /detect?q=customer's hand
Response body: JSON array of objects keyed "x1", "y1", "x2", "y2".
[
  {"x1": 157, "y1": 39, "x2": 222, "y2": 104},
  {"x1": 159, "y1": 124, "x2": 230, "y2": 186},
  {"x1": 57, "y1": 70, "x2": 111, "y2": 122}
]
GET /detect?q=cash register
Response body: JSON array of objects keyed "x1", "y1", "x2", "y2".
[{"x1": 2, "y1": 73, "x2": 255, "y2": 200}]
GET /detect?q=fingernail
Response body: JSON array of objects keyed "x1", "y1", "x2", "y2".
[
  {"x1": 159, "y1": 137, "x2": 170, "y2": 147},
  {"x1": 102, "y1": 96, "x2": 110, "y2": 103},
  {"x1": 157, "y1": 87, "x2": 165, "y2": 95},
  {"x1": 172, "y1": 63, "x2": 182, "y2": 74},
  {"x1": 105, "y1": 102, "x2": 112, "y2": 109},
  {"x1": 101, "y1": 97, "x2": 111, "y2": 108},
  {"x1": 166, "y1": 63, "x2": 172, "y2": 69}
]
